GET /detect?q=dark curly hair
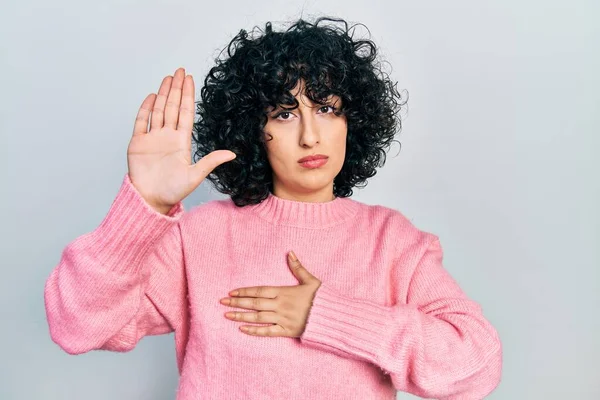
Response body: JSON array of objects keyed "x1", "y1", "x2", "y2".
[{"x1": 192, "y1": 16, "x2": 407, "y2": 207}]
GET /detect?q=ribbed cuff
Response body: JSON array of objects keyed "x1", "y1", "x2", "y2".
[
  {"x1": 300, "y1": 283, "x2": 405, "y2": 363},
  {"x1": 71, "y1": 173, "x2": 185, "y2": 274}
]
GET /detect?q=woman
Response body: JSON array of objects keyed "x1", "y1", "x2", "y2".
[{"x1": 44, "y1": 17, "x2": 502, "y2": 399}]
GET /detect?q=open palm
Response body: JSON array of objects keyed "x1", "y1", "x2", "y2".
[{"x1": 127, "y1": 68, "x2": 236, "y2": 213}]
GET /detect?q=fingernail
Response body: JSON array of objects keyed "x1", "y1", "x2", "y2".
[{"x1": 289, "y1": 251, "x2": 297, "y2": 261}]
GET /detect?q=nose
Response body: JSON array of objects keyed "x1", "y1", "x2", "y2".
[{"x1": 299, "y1": 114, "x2": 320, "y2": 148}]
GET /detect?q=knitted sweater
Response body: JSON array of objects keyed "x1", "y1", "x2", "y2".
[{"x1": 44, "y1": 173, "x2": 502, "y2": 399}]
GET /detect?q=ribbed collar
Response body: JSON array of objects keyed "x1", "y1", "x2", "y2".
[{"x1": 235, "y1": 192, "x2": 361, "y2": 228}]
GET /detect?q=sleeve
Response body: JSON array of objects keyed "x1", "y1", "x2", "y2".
[
  {"x1": 299, "y1": 234, "x2": 502, "y2": 400},
  {"x1": 44, "y1": 173, "x2": 190, "y2": 356}
]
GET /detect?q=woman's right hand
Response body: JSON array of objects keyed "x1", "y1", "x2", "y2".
[{"x1": 127, "y1": 67, "x2": 236, "y2": 214}]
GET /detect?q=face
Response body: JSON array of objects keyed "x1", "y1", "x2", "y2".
[{"x1": 263, "y1": 80, "x2": 347, "y2": 203}]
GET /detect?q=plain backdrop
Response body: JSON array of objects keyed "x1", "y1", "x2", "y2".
[{"x1": 1, "y1": 0, "x2": 598, "y2": 399}]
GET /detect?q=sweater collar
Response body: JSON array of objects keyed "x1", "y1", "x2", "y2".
[{"x1": 237, "y1": 192, "x2": 360, "y2": 228}]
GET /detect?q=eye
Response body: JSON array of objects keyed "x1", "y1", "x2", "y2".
[
  {"x1": 270, "y1": 104, "x2": 338, "y2": 121},
  {"x1": 318, "y1": 105, "x2": 337, "y2": 114},
  {"x1": 270, "y1": 109, "x2": 295, "y2": 121},
  {"x1": 275, "y1": 111, "x2": 293, "y2": 120}
]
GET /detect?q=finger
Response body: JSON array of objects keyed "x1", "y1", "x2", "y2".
[
  {"x1": 229, "y1": 286, "x2": 279, "y2": 299},
  {"x1": 164, "y1": 67, "x2": 185, "y2": 130},
  {"x1": 241, "y1": 324, "x2": 287, "y2": 337},
  {"x1": 190, "y1": 150, "x2": 236, "y2": 185},
  {"x1": 287, "y1": 252, "x2": 315, "y2": 284},
  {"x1": 225, "y1": 310, "x2": 279, "y2": 324},
  {"x1": 221, "y1": 296, "x2": 278, "y2": 311},
  {"x1": 132, "y1": 93, "x2": 156, "y2": 136},
  {"x1": 150, "y1": 75, "x2": 173, "y2": 130},
  {"x1": 177, "y1": 74, "x2": 195, "y2": 133}
]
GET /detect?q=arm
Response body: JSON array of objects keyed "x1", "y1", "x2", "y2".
[
  {"x1": 300, "y1": 235, "x2": 502, "y2": 399},
  {"x1": 44, "y1": 173, "x2": 189, "y2": 355}
]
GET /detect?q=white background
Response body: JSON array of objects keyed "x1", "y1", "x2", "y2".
[{"x1": 1, "y1": 0, "x2": 598, "y2": 398}]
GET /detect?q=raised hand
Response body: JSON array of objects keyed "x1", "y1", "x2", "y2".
[{"x1": 127, "y1": 67, "x2": 236, "y2": 214}]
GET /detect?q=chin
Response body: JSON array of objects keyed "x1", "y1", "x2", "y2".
[{"x1": 295, "y1": 176, "x2": 335, "y2": 191}]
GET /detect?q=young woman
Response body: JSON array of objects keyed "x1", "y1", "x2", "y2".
[{"x1": 44, "y1": 17, "x2": 502, "y2": 400}]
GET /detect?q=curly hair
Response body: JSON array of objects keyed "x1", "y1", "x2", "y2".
[{"x1": 192, "y1": 16, "x2": 407, "y2": 207}]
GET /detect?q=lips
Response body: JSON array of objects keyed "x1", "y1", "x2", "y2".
[
  {"x1": 298, "y1": 155, "x2": 329, "y2": 169},
  {"x1": 298, "y1": 154, "x2": 328, "y2": 163}
]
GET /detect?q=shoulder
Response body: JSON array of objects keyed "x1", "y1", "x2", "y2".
[
  {"x1": 189, "y1": 197, "x2": 234, "y2": 215},
  {"x1": 178, "y1": 197, "x2": 237, "y2": 228},
  {"x1": 356, "y1": 201, "x2": 439, "y2": 252},
  {"x1": 359, "y1": 201, "x2": 435, "y2": 237}
]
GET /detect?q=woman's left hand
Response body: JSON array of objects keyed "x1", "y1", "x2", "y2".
[{"x1": 220, "y1": 251, "x2": 322, "y2": 337}]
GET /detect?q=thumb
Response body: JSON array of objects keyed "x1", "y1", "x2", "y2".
[
  {"x1": 191, "y1": 150, "x2": 236, "y2": 184},
  {"x1": 287, "y1": 251, "x2": 315, "y2": 284}
]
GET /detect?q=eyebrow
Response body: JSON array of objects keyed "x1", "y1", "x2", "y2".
[{"x1": 267, "y1": 96, "x2": 342, "y2": 112}]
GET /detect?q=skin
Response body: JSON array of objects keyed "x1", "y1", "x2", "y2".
[
  {"x1": 263, "y1": 79, "x2": 347, "y2": 203},
  {"x1": 221, "y1": 79, "x2": 348, "y2": 337},
  {"x1": 221, "y1": 251, "x2": 323, "y2": 337}
]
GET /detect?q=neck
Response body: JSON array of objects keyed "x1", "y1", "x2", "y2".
[{"x1": 272, "y1": 183, "x2": 335, "y2": 203}]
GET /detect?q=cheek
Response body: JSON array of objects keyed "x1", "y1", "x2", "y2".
[
  {"x1": 263, "y1": 131, "x2": 279, "y2": 158},
  {"x1": 333, "y1": 126, "x2": 348, "y2": 158},
  {"x1": 264, "y1": 140, "x2": 293, "y2": 172}
]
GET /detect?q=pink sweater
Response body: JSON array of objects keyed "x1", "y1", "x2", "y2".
[{"x1": 44, "y1": 173, "x2": 502, "y2": 399}]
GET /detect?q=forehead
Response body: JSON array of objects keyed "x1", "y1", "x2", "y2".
[
  {"x1": 281, "y1": 80, "x2": 340, "y2": 102},
  {"x1": 263, "y1": 76, "x2": 342, "y2": 113}
]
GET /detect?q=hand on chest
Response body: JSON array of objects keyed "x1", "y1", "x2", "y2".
[{"x1": 188, "y1": 246, "x2": 392, "y2": 342}]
